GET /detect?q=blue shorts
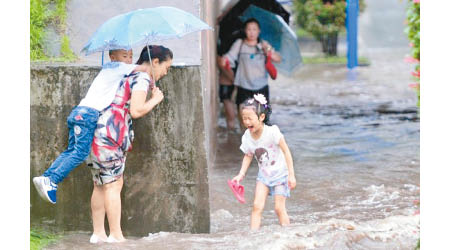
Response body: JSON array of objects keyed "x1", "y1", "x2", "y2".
[{"x1": 257, "y1": 175, "x2": 290, "y2": 197}]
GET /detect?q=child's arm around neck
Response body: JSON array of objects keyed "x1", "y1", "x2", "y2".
[{"x1": 131, "y1": 64, "x2": 147, "y2": 74}]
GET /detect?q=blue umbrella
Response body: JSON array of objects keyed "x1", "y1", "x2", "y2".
[
  {"x1": 240, "y1": 5, "x2": 302, "y2": 75},
  {"x1": 81, "y1": 6, "x2": 212, "y2": 59}
]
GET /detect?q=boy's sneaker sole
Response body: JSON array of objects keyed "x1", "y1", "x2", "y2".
[
  {"x1": 32, "y1": 176, "x2": 57, "y2": 204},
  {"x1": 33, "y1": 177, "x2": 47, "y2": 200}
]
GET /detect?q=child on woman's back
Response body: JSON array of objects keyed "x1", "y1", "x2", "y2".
[
  {"x1": 232, "y1": 94, "x2": 296, "y2": 230},
  {"x1": 33, "y1": 49, "x2": 146, "y2": 204}
]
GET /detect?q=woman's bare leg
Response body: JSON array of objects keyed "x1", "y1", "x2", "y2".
[
  {"x1": 223, "y1": 99, "x2": 236, "y2": 130},
  {"x1": 104, "y1": 176, "x2": 125, "y2": 241},
  {"x1": 251, "y1": 181, "x2": 269, "y2": 230},
  {"x1": 91, "y1": 184, "x2": 108, "y2": 240},
  {"x1": 237, "y1": 104, "x2": 246, "y2": 131}
]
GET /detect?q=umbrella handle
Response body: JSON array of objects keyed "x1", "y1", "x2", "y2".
[{"x1": 146, "y1": 44, "x2": 156, "y2": 88}]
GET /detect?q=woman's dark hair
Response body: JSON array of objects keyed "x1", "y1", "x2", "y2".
[
  {"x1": 244, "y1": 18, "x2": 260, "y2": 29},
  {"x1": 136, "y1": 45, "x2": 173, "y2": 65},
  {"x1": 242, "y1": 95, "x2": 272, "y2": 124},
  {"x1": 243, "y1": 18, "x2": 261, "y2": 44}
]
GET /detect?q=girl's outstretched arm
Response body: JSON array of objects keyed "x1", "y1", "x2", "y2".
[
  {"x1": 279, "y1": 137, "x2": 296, "y2": 189},
  {"x1": 232, "y1": 154, "x2": 253, "y2": 183}
]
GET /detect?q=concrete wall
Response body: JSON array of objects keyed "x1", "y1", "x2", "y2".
[{"x1": 30, "y1": 64, "x2": 210, "y2": 236}]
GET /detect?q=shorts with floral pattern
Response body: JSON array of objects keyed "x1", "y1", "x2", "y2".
[{"x1": 88, "y1": 156, "x2": 126, "y2": 186}]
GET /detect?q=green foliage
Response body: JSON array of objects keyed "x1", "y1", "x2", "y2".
[
  {"x1": 405, "y1": 1, "x2": 420, "y2": 60},
  {"x1": 30, "y1": 0, "x2": 77, "y2": 61},
  {"x1": 30, "y1": 228, "x2": 60, "y2": 250},
  {"x1": 60, "y1": 35, "x2": 77, "y2": 61},
  {"x1": 294, "y1": 0, "x2": 365, "y2": 43},
  {"x1": 296, "y1": 27, "x2": 314, "y2": 39},
  {"x1": 54, "y1": 0, "x2": 68, "y2": 25},
  {"x1": 295, "y1": 0, "x2": 346, "y2": 42},
  {"x1": 405, "y1": 0, "x2": 420, "y2": 107},
  {"x1": 30, "y1": 0, "x2": 50, "y2": 60}
]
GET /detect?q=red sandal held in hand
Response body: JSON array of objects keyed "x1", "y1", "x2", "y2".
[{"x1": 227, "y1": 180, "x2": 246, "y2": 204}]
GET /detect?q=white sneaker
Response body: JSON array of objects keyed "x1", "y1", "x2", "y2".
[
  {"x1": 89, "y1": 234, "x2": 106, "y2": 244},
  {"x1": 33, "y1": 176, "x2": 58, "y2": 204},
  {"x1": 106, "y1": 235, "x2": 119, "y2": 243}
]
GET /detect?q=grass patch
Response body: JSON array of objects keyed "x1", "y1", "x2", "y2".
[
  {"x1": 30, "y1": 0, "x2": 50, "y2": 60},
  {"x1": 54, "y1": 0, "x2": 68, "y2": 25},
  {"x1": 303, "y1": 55, "x2": 370, "y2": 66},
  {"x1": 30, "y1": 0, "x2": 77, "y2": 62},
  {"x1": 60, "y1": 35, "x2": 77, "y2": 60},
  {"x1": 30, "y1": 228, "x2": 61, "y2": 250}
]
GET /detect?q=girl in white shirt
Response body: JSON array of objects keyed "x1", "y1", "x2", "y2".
[{"x1": 232, "y1": 94, "x2": 296, "y2": 230}]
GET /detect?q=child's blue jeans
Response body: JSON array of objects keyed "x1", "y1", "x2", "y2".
[{"x1": 43, "y1": 106, "x2": 99, "y2": 184}]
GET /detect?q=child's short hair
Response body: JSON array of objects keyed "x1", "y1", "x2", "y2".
[
  {"x1": 242, "y1": 94, "x2": 272, "y2": 124},
  {"x1": 109, "y1": 49, "x2": 120, "y2": 56}
]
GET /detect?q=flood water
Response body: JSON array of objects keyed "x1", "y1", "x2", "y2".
[
  {"x1": 46, "y1": 45, "x2": 419, "y2": 249},
  {"x1": 45, "y1": 1, "x2": 419, "y2": 249}
]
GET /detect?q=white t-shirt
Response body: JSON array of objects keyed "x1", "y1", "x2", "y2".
[
  {"x1": 240, "y1": 124, "x2": 288, "y2": 183},
  {"x1": 79, "y1": 62, "x2": 138, "y2": 111}
]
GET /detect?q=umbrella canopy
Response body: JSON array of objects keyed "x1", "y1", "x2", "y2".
[
  {"x1": 82, "y1": 7, "x2": 212, "y2": 55},
  {"x1": 240, "y1": 5, "x2": 302, "y2": 75},
  {"x1": 218, "y1": 0, "x2": 290, "y2": 55}
]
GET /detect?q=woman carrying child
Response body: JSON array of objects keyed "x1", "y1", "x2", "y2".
[
  {"x1": 33, "y1": 49, "x2": 141, "y2": 204},
  {"x1": 88, "y1": 45, "x2": 173, "y2": 243}
]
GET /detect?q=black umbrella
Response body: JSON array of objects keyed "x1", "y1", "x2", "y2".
[{"x1": 217, "y1": 0, "x2": 290, "y2": 55}]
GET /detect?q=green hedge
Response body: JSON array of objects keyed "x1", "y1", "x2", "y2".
[
  {"x1": 294, "y1": 0, "x2": 366, "y2": 55},
  {"x1": 405, "y1": 0, "x2": 420, "y2": 107}
]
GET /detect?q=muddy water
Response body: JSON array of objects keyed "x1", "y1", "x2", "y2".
[
  {"x1": 208, "y1": 47, "x2": 419, "y2": 249},
  {"x1": 46, "y1": 46, "x2": 419, "y2": 249},
  {"x1": 45, "y1": 1, "x2": 419, "y2": 248}
]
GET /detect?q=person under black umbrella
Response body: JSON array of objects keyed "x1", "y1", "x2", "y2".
[{"x1": 220, "y1": 18, "x2": 281, "y2": 131}]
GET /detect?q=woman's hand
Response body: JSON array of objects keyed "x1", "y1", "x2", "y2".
[
  {"x1": 232, "y1": 173, "x2": 245, "y2": 183},
  {"x1": 261, "y1": 41, "x2": 281, "y2": 63},
  {"x1": 261, "y1": 41, "x2": 272, "y2": 54},
  {"x1": 150, "y1": 87, "x2": 164, "y2": 104},
  {"x1": 288, "y1": 174, "x2": 297, "y2": 190},
  {"x1": 219, "y1": 56, "x2": 229, "y2": 68}
]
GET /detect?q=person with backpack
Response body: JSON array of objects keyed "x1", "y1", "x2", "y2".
[{"x1": 220, "y1": 18, "x2": 281, "y2": 131}]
